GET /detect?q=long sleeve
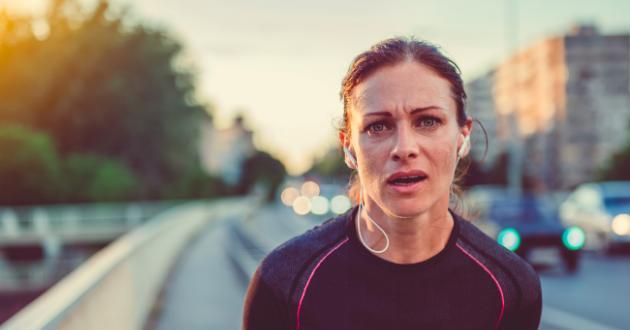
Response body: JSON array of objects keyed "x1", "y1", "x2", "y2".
[
  {"x1": 242, "y1": 267, "x2": 290, "y2": 330},
  {"x1": 500, "y1": 276, "x2": 542, "y2": 330}
]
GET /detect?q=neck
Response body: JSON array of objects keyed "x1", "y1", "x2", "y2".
[{"x1": 356, "y1": 202, "x2": 454, "y2": 264}]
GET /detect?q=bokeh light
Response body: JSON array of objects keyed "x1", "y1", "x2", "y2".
[
  {"x1": 310, "y1": 196, "x2": 329, "y2": 215},
  {"x1": 300, "y1": 181, "x2": 320, "y2": 198},
  {"x1": 280, "y1": 187, "x2": 300, "y2": 206},
  {"x1": 330, "y1": 195, "x2": 351, "y2": 215},
  {"x1": 292, "y1": 196, "x2": 312, "y2": 215},
  {"x1": 562, "y1": 226, "x2": 586, "y2": 250},
  {"x1": 497, "y1": 228, "x2": 521, "y2": 251},
  {"x1": 612, "y1": 214, "x2": 630, "y2": 236}
]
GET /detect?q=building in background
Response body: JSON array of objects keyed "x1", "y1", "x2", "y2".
[
  {"x1": 466, "y1": 69, "x2": 501, "y2": 170},
  {"x1": 200, "y1": 115, "x2": 255, "y2": 185},
  {"x1": 467, "y1": 24, "x2": 630, "y2": 190}
]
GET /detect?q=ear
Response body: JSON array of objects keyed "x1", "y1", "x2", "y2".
[
  {"x1": 457, "y1": 118, "x2": 473, "y2": 158},
  {"x1": 339, "y1": 131, "x2": 357, "y2": 169}
]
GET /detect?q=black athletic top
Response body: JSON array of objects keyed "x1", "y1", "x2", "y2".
[{"x1": 243, "y1": 207, "x2": 542, "y2": 330}]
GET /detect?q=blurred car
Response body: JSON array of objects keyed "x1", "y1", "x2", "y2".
[
  {"x1": 466, "y1": 190, "x2": 585, "y2": 273},
  {"x1": 560, "y1": 181, "x2": 630, "y2": 253}
]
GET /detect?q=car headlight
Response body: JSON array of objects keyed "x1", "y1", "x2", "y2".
[
  {"x1": 562, "y1": 226, "x2": 585, "y2": 250},
  {"x1": 612, "y1": 214, "x2": 630, "y2": 236},
  {"x1": 498, "y1": 228, "x2": 521, "y2": 251}
]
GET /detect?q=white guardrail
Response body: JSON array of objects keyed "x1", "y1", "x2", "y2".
[
  {"x1": 1, "y1": 197, "x2": 253, "y2": 330},
  {"x1": 0, "y1": 201, "x2": 181, "y2": 242}
]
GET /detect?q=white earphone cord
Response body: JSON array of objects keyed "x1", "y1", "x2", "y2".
[
  {"x1": 356, "y1": 190, "x2": 390, "y2": 254},
  {"x1": 349, "y1": 135, "x2": 468, "y2": 255}
]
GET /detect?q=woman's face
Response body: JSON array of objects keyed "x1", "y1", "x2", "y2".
[{"x1": 343, "y1": 61, "x2": 471, "y2": 219}]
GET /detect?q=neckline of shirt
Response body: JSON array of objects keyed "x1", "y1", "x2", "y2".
[{"x1": 343, "y1": 206, "x2": 461, "y2": 272}]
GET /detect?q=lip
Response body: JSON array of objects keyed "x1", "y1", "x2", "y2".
[
  {"x1": 386, "y1": 170, "x2": 428, "y2": 183},
  {"x1": 386, "y1": 170, "x2": 428, "y2": 194}
]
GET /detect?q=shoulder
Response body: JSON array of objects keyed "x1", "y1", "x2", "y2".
[
  {"x1": 256, "y1": 211, "x2": 350, "y2": 298},
  {"x1": 454, "y1": 213, "x2": 541, "y2": 309}
]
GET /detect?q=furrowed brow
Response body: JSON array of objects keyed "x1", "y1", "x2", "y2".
[
  {"x1": 364, "y1": 106, "x2": 444, "y2": 118},
  {"x1": 409, "y1": 106, "x2": 444, "y2": 115}
]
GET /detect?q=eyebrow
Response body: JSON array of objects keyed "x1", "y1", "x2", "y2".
[{"x1": 363, "y1": 106, "x2": 444, "y2": 117}]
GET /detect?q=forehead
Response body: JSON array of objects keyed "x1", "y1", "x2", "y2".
[{"x1": 351, "y1": 61, "x2": 455, "y2": 115}]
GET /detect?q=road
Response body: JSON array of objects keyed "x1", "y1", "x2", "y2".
[
  {"x1": 539, "y1": 252, "x2": 630, "y2": 330},
  {"x1": 153, "y1": 202, "x2": 630, "y2": 330}
]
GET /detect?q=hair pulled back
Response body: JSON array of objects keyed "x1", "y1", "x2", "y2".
[{"x1": 339, "y1": 37, "x2": 469, "y2": 204}]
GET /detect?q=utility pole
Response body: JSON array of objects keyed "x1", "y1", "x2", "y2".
[{"x1": 505, "y1": 0, "x2": 523, "y2": 195}]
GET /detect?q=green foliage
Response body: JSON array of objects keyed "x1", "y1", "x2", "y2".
[
  {"x1": 0, "y1": 125, "x2": 144, "y2": 205},
  {"x1": 238, "y1": 151, "x2": 287, "y2": 202},
  {"x1": 308, "y1": 148, "x2": 351, "y2": 180},
  {"x1": 0, "y1": 125, "x2": 62, "y2": 205},
  {"x1": 598, "y1": 138, "x2": 630, "y2": 181},
  {"x1": 0, "y1": 0, "x2": 206, "y2": 199},
  {"x1": 63, "y1": 154, "x2": 140, "y2": 202},
  {"x1": 462, "y1": 152, "x2": 509, "y2": 188},
  {"x1": 164, "y1": 165, "x2": 231, "y2": 200}
]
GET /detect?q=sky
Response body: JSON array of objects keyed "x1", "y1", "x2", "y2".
[{"x1": 3, "y1": 0, "x2": 630, "y2": 174}]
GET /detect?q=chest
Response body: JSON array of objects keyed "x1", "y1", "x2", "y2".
[{"x1": 294, "y1": 253, "x2": 502, "y2": 330}]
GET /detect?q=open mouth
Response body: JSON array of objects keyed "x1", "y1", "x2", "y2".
[{"x1": 387, "y1": 175, "x2": 427, "y2": 186}]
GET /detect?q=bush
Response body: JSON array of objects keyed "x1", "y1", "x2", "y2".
[
  {"x1": 163, "y1": 165, "x2": 231, "y2": 199},
  {"x1": 0, "y1": 125, "x2": 62, "y2": 205},
  {"x1": 63, "y1": 154, "x2": 140, "y2": 202},
  {"x1": 598, "y1": 138, "x2": 630, "y2": 181},
  {"x1": 238, "y1": 151, "x2": 287, "y2": 202}
]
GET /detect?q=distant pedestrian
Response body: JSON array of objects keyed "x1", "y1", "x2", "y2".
[{"x1": 243, "y1": 37, "x2": 542, "y2": 330}]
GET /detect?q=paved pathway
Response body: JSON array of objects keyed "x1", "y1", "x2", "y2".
[
  {"x1": 152, "y1": 203, "x2": 316, "y2": 330},
  {"x1": 153, "y1": 218, "x2": 246, "y2": 330}
]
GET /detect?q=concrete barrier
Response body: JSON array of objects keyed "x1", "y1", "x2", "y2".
[{"x1": 1, "y1": 198, "x2": 251, "y2": 330}]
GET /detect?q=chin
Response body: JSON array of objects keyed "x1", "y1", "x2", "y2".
[{"x1": 383, "y1": 197, "x2": 432, "y2": 219}]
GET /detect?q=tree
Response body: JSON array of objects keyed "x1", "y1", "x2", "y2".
[
  {"x1": 63, "y1": 154, "x2": 140, "y2": 202},
  {"x1": 461, "y1": 152, "x2": 509, "y2": 188},
  {"x1": 164, "y1": 164, "x2": 231, "y2": 200},
  {"x1": 598, "y1": 138, "x2": 630, "y2": 181},
  {"x1": 0, "y1": 125, "x2": 145, "y2": 205},
  {"x1": 307, "y1": 148, "x2": 351, "y2": 180},
  {"x1": 237, "y1": 151, "x2": 287, "y2": 202},
  {"x1": 0, "y1": 0, "x2": 207, "y2": 199},
  {"x1": 0, "y1": 125, "x2": 62, "y2": 205}
]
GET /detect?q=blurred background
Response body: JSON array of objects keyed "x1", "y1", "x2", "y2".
[{"x1": 0, "y1": 0, "x2": 629, "y2": 329}]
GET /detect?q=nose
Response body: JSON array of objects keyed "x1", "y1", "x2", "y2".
[{"x1": 390, "y1": 124, "x2": 418, "y2": 162}]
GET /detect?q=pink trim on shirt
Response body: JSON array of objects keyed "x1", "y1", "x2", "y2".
[
  {"x1": 456, "y1": 242, "x2": 505, "y2": 330},
  {"x1": 295, "y1": 237, "x2": 349, "y2": 330}
]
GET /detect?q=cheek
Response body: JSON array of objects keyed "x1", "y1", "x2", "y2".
[
  {"x1": 426, "y1": 141, "x2": 458, "y2": 177},
  {"x1": 356, "y1": 140, "x2": 389, "y2": 186}
]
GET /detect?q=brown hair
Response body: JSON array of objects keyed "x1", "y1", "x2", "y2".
[{"x1": 339, "y1": 37, "x2": 469, "y2": 205}]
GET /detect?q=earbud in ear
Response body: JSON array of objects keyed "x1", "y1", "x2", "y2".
[
  {"x1": 343, "y1": 147, "x2": 358, "y2": 169},
  {"x1": 458, "y1": 135, "x2": 470, "y2": 159}
]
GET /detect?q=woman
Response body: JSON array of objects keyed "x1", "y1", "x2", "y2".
[{"x1": 243, "y1": 37, "x2": 542, "y2": 330}]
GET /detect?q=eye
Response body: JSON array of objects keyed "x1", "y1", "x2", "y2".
[
  {"x1": 365, "y1": 121, "x2": 390, "y2": 135},
  {"x1": 416, "y1": 116, "x2": 441, "y2": 128}
]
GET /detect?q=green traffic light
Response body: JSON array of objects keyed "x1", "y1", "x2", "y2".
[
  {"x1": 562, "y1": 226, "x2": 585, "y2": 250},
  {"x1": 498, "y1": 228, "x2": 521, "y2": 251}
]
